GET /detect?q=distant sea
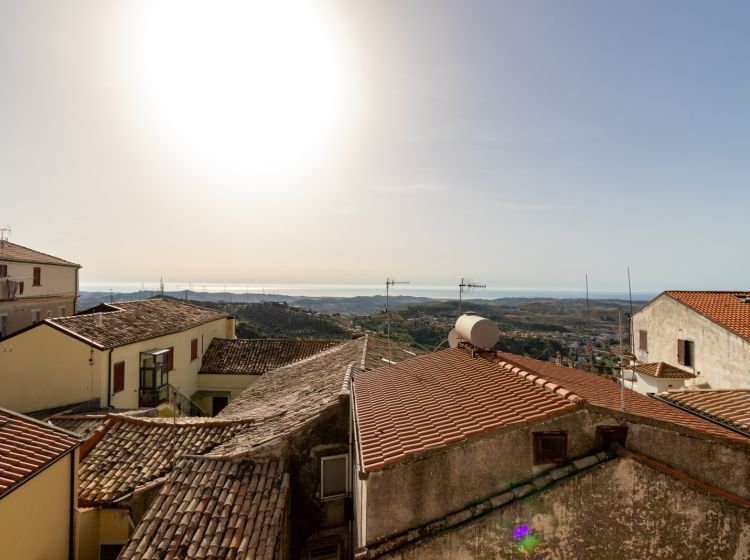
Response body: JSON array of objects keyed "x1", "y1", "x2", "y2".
[{"x1": 80, "y1": 282, "x2": 657, "y2": 301}]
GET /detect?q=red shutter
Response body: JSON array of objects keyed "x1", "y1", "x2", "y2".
[
  {"x1": 113, "y1": 362, "x2": 125, "y2": 393},
  {"x1": 167, "y1": 347, "x2": 174, "y2": 371},
  {"x1": 677, "y1": 339, "x2": 685, "y2": 365},
  {"x1": 639, "y1": 330, "x2": 647, "y2": 351},
  {"x1": 191, "y1": 338, "x2": 198, "y2": 361}
]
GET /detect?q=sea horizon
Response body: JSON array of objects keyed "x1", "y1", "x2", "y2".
[{"x1": 79, "y1": 281, "x2": 657, "y2": 301}]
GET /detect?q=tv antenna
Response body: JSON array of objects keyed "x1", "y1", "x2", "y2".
[
  {"x1": 159, "y1": 277, "x2": 164, "y2": 297},
  {"x1": 0, "y1": 226, "x2": 10, "y2": 242},
  {"x1": 385, "y1": 277, "x2": 410, "y2": 362},
  {"x1": 585, "y1": 274, "x2": 593, "y2": 372},
  {"x1": 458, "y1": 277, "x2": 485, "y2": 315}
]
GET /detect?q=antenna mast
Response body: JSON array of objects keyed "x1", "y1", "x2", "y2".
[
  {"x1": 159, "y1": 277, "x2": 164, "y2": 297},
  {"x1": 458, "y1": 277, "x2": 486, "y2": 315},
  {"x1": 585, "y1": 274, "x2": 592, "y2": 371},
  {"x1": 385, "y1": 277, "x2": 410, "y2": 362},
  {"x1": 0, "y1": 226, "x2": 10, "y2": 242}
]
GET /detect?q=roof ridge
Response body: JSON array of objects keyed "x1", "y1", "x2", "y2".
[
  {"x1": 0, "y1": 239, "x2": 80, "y2": 267},
  {"x1": 0, "y1": 406, "x2": 82, "y2": 440},
  {"x1": 493, "y1": 359, "x2": 586, "y2": 404},
  {"x1": 103, "y1": 413, "x2": 256, "y2": 428}
]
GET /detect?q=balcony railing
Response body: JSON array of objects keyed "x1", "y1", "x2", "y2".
[{"x1": 138, "y1": 384, "x2": 207, "y2": 417}]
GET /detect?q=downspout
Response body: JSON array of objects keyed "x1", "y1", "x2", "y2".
[
  {"x1": 68, "y1": 450, "x2": 75, "y2": 560},
  {"x1": 107, "y1": 348, "x2": 113, "y2": 408},
  {"x1": 74, "y1": 267, "x2": 79, "y2": 313}
]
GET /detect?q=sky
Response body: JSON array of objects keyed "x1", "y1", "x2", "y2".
[{"x1": 1, "y1": 0, "x2": 749, "y2": 293}]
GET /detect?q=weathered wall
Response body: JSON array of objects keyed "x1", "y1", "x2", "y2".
[
  {"x1": 633, "y1": 294, "x2": 750, "y2": 388},
  {"x1": 0, "y1": 323, "x2": 104, "y2": 412},
  {"x1": 633, "y1": 371, "x2": 686, "y2": 395},
  {"x1": 0, "y1": 453, "x2": 73, "y2": 559},
  {"x1": 196, "y1": 372, "x2": 258, "y2": 400},
  {"x1": 364, "y1": 409, "x2": 622, "y2": 542},
  {"x1": 376, "y1": 458, "x2": 750, "y2": 560}
]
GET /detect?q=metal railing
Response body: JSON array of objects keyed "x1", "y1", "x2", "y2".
[{"x1": 138, "y1": 384, "x2": 208, "y2": 417}]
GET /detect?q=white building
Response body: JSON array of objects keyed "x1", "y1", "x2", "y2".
[
  {"x1": 629, "y1": 361, "x2": 695, "y2": 395},
  {"x1": 631, "y1": 291, "x2": 750, "y2": 389},
  {"x1": 0, "y1": 240, "x2": 80, "y2": 337}
]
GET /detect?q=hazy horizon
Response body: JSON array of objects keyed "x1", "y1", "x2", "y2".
[{"x1": 3, "y1": 0, "x2": 749, "y2": 292}]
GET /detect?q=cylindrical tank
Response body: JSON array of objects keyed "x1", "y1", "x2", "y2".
[{"x1": 455, "y1": 314, "x2": 499, "y2": 349}]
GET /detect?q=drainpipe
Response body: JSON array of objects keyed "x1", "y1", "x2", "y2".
[
  {"x1": 68, "y1": 451, "x2": 75, "y2": 560},
  {"x1": 107, "y1": 348, "x2": 113, "y2": 408}
]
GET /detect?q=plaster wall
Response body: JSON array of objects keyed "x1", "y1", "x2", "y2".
[
  {"x1": 0, "y1": 453, "x2": 73, "y2": 560},
  {"x1": 376, "y1": 458, "x2": 750, "y2": 560},
  {"x1": 108, "y1": 317, "x2": 234, "y2": 409},
  {"x1": 196, "y1": 373, "x2": 258, "y2": 399},
  {"x1": 633, "y1": 294, "x2": 750, "y2": 388},
  {"x1": 0, "y1": 324, "x2": 104, "y2": 413},
  {"x1": 633, "y1": 372, "x2": 685, "y2": 395},
  {"x1": 363, "y1": 409, "x2": 620, "y2": 542}
]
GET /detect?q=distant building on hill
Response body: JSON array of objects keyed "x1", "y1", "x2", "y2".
[
  {"x1": 632, "y1": 291, "x2": 750, "y2": 389},
  {"x1": 0, "y1": 239, "x2": 80, "y2": 337}
]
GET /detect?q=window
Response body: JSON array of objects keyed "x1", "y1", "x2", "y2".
[
  {"x1": 309, "y1": 544, "x2": 339, "y2": 560},
  {"x1": 533, "y1": 432, "x2": 567, "y2": 465},
  {"x1": 18, "y1": 281, "x2": 23, "y2": 295},
  {"x1": 190, "y1": 338, "x2": 198, "y2": 361},
  {"x1": 167, "y1": 347, "x2": 175, "y2": 371},
  {"x1": 31, "y1": 309, "x2": 41, "y2": 324},
  {"x1": 677, "y1": 339, "x2": 695, "y2": 367},
  {"x1": 638, "y1": 330, "x2": 648, "y2": 351},
  {"x1": 58, "y1": 306, "x2": 66, "y2": 317},
  {"x1": 113, "y1": 362, "x2": 125, "y2": 393},
  {"x1": 0, "y1": 264, "x2": 6, "y2": 277},
  {"x1": 320, "y1": 454, "x2": 349, "y2": 500},
  {"x1": 596, "y1": 426, "x2": 628, "y2": 450},
  {"x1": 212, "y1": 396, "x2": 229, "y2": 416},
  {"x1": 0, "y1": 315, "x2": 7, "y2": 338},
  {"x1": 32, "y1": 267, "x2": 41, "y2": 286}
]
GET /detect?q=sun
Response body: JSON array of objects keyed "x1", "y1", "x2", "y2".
[{"x1": 130, "y1": 0, "x2": 350, "y2": 182}]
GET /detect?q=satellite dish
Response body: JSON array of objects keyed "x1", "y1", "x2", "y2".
[{"x1": 448, "y1": 328, "x2": 459, "y2": 348}]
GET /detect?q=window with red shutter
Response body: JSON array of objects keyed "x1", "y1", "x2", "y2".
[
  {"x1": 190, "y1": 338, "x2": 198, "y2": 361},
  {"x1": 113, "y1": 361, "x2": 125, "y2": 393},
  {"x1": 639, "y1": 330, "x2": 648, "y2": 351}
]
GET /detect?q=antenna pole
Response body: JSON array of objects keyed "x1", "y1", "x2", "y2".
[
  {"x1": 385, "y1": 277, "x2": 410, "y2": 362},
  {"x1": 627, "y1": 266, "x2": 634, "y2": 357},
  {"x1": 458, "y1": 277, "x2": 486, "y2": 315},
  {"x1": 585, "y1": 274, "x2": 592, "y2": 372},
  {"x1": 619, "y1": 308, "x2": 625, "y2": 410}
]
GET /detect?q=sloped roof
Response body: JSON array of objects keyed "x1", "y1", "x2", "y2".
[
  {"x1": 199, "y1": 338, "x2": 343, "y2": 375},
  {"x1": 45, "y1": 299, "x2": 229, "y2": 349},
  {"x1": 664, "y1": 291, "x2": 750, "y2": 341},
  {"x1": 494, "y1": 352, "x2": 748, "y2": 444},
  {"x1": 0, "y1": 407, "x2": 79, "y2": 498},
  {"x1": 78, "y1": 415, "x2": 254, "y2": 505},
  {"x1": 353, "y1": 348, "x2": 582, "y2": 472},
  {"x1": 632, "y1": 362, "x2": 696, "y2": 379},
  {"x1": 656, "y1": 390, "x2": 750, "y2": 435},
  {"x1": 0, "y1": 240, "x2": 80, "y2": 267},
  {"x1": 119, "y1": 455, "x2": 289, "y2": 560}
]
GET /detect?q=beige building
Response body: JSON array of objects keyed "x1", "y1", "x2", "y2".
[
  {"x1": 632, "y1": 291, "x2": 750, "y2": 389},
  {"x1": 0, "y1": 239, "x2": 81, "y2": 337},
  {"x1": 0, "y1": 298, "x2": 234, "y2": 414},
  {"x1": 0, "y1": 406, "x2": 80, "y2": 560}
]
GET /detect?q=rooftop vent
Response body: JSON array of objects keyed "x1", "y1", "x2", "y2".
[{"x1": 455, "y1": 314, "x2": 499, "y2": 350}]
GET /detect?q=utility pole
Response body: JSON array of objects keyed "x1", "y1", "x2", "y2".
[
  {"x1": 458, "y1": 278, "x2": 486, "y2": 315},
  {"x1": 386, "y1": 277, "x2": 410, "y2": 362}
]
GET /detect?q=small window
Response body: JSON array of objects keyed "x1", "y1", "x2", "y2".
[
  {"x1": 0, "y1": 264, "x2": 7, "y2": 277},
  {"x1": 321, "y1": 454, "x2": 349, "y2": 500},
  {"x1": 191, "y1": 338, "x2": 198, "y2": 361},
  {"x1": 212, "y1": 396, "x2": 229, "y2": 416},
  {"x1": 638, "y1": 330, "x2": 647, "y2": 351},
  {"x1": 31, "y1": 310, "x2": 41, "y2": 324},
  {"x1": 19, "y1": 281, "x2": 24, "y2": 295},
  {"x1": 533, "y1": 432, "x2": 567, "y2": 465},
  {"x1": 32, "y1": 267, "x2": 41, "y2": 286},
  {"x1": 309, "y1": 544, "x2": 339, "y2": 560},
  {"x1": 677, "y1": 339, "x2": 695, "y2": 367},
  {"x1": 99, "y1": 544, "x2": 125, "y2": 560},
  {"x1": 58, "y1": 306, "x2": 66, "y2": 317},
  {"x1": 0, "y1": 315, "x2": 7, "y2": 337},
  {"x1": 596, "y1": 426, "x2": 628, "y2": 450},
  {"x1": 113, "y1": 361, "x2": 125, "y2": 393},
  {"x1": 167, "y1": 347, "x2": 175, "y2": 371}
]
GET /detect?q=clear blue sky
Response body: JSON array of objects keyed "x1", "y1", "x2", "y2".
[{"x1": 1, "y1": 0, "x2": 748, "y2": 292}]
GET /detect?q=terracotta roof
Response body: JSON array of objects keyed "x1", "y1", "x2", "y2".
[
  {"x1": 78, "y1": 415, "x2": 253, "y2": 505},
  {"x1": 494, "y1": 352, "x2": 748, "y2": 444},
  {"x1": 632, "y1": 362, "x2": 696, "y2": 379},
  {"x1": 657, "y1": 390, "x2": 750, "y2": 434},
  {"x1": 213, "y1": 338, "x2": 367, "y2": 454},
  {"x1": 199, "y1": 338, "x2": 343, "y2": 375},
  {"x1": 49, "y1": 408, "x2": 157, "y2": 437},
  {"x1": 45, "y1": 298, "x2": 229, "y2": 349},
  {"x1": 119, "y1": 455, "x2": 289, "y2": 560},
  {"x1": 0, "y1": 407, "x2": 79, "y2": 498},
  {"x1": 664, "y1": 291, "x2": 750, "y2": 341},
  {"x1": 0, "y1": 240, "x2": 80, "y2": 267},
  {"x1": 353, "y1": 348, "x2": 582, "y2": 472}
]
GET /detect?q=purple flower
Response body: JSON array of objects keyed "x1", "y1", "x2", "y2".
[{"x1": 513, "y1": 525, "x2": 531, "y2": 540}]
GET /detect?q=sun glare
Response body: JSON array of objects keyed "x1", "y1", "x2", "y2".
[{"x1": 131, "y1": 0, "x2": 350, "y2": 182}]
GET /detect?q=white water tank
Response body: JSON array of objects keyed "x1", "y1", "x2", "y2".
[{"x1": 455, "y1": 314, "x2": 499, "y2": 349}]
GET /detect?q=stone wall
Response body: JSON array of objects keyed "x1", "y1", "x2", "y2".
[{"x1": 376, "y1": 458, "x2": 750, "y2": 560}]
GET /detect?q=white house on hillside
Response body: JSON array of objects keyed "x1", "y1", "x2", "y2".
[
  {"x1": 632, "y1": 291, "x2": 750, "y2": 389},
  {"x1": 0, "y1": 240, "x2": 80, "y2": 337}
]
